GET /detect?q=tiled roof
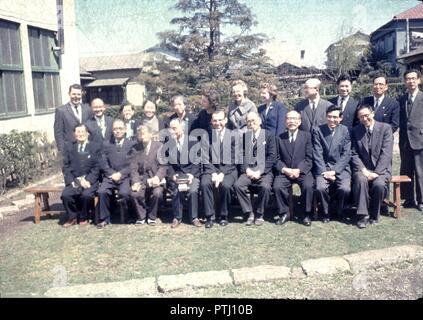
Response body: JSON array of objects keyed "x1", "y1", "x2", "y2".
[
  {"x1": 394, "y1": 3, "x2": 423, "y2": 20},
  {"x1": 80, "y1": 52, "x2": 146, "y2": 72}
]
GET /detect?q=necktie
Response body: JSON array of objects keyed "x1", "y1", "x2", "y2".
[
  {"x1": 407, "y1": 95, "x2": 413, "y2": 116},
  {"x1": 331, "y1": 128, "x2": 335, "y2": 137},
  {"x1": 74, "y1": 105, "x2": 81, "y2": 123},
  {"x1": 311, "y1": 102, "x2": 316, "y2": 119},
  {"x1": 374, "y1": 99, "x2": 379, "y2": 112},
  {"x1": 78, "y1": 143, "x2": 84, "y2": 153},
  {"x1": 340, "y1": 97, "x2": 345, "y2": 111},
  {"x1": 289, "y1": 133, "x2": 294, "y2": 143},
  {"x1": 367, "y1": 128, "x2": 372, "y2": 146}
]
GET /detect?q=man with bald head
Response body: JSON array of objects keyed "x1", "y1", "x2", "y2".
[
  {"x1": 294, "y1": 78, "x2": 332, "y2": 132},
  {"x1": 85, "y1": 98, "x2": 114, "y2": 143}
]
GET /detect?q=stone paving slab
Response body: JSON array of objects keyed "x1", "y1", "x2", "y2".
[
  {"x1": 301, "y1": 256, "x2": 351, "y2": 276},
  {"x1": 157, "y1": 270, "x2": 233, "y2": 293},
  {"x1": 44, "y1": 277, "x2": 157, "y2": 297},
  {"x1": 343, "y1": 245, "x2": 423, "y2": 273},
  {"x1": 0, "y1": 205, "x2": 20, "y2": 215},
  {"x1": 232, "y1": 265, "x2": 291, "y2": 284}
]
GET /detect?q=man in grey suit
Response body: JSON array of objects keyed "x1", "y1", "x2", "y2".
[
  {"x1": 329, "y1": 74, "x2": 359, "y2": 129},
  {"x1": 351, "y1": 105, "x2": 393, "y2": 229},
  {"x1": 295, "y1": 78, "x2": 332, "y2": 132},
  {"x1": 399, "y1": 69, "x2": 423, "y2": 211},
  {"x1": 312, "y1": 105, "x2": 351, "y2": 223},
  {"x1": 54, "y1": 84, "x2": 91, "y2": 152}
]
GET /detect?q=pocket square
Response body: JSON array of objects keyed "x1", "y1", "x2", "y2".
[{"x1": 88, "y1": 155, "x2": 91, "y2": 159}]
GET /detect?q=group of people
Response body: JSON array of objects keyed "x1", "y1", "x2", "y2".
[{"x1": 53, "y1": 69, "x2": 423, "y2": 229}]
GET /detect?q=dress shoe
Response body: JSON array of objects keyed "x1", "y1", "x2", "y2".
[
  {"x1": 245, "y1": 212, "x2": 254, "y2": 226},
  {"x1": 63, "y1": 219, "x2": 77, "y2": 228},
  {"x1": 357, "y1": 216, "x2": 369, "y2": 229},
  {"x1": 380, "y1": 204, "x2": 389, "y2": 215},
  {"x1": 417, "y1": 203, "x2": 423, "y2": 211},
  {"x1": 402, "y1": 200, "x2": 416, "y2": 208},
  {"x1": 254, "y1": 217, "x2": 264, "y2": 226},
  {"x1": 97, "y1": 220, "x2": 108, "y2": 229},
  {"x1": 276, "y1": 214, "x2": 288, "y2": 225},
  {"x1": 79, "y1": 220, "x2": 89, "y2": 226},
  {"x1": 369, "y1": 218, "x2": 379, "y2": 225},
  {"x1": 302, "y1": 216, "x2": 311, "y2": 226},
  {"x1": 205, "y1": 220, "x2": 214, "y2": 228},
  {"x1": 219, "y1": 219, "x2": 228, "y2": 226},
  {"x1": 171, "y1": 218, "x2": 181, "y2": 228},
  {"x1": 192, "y1": 218, "x2": 202, "y2": 227},
  {"x1": 147, "y1": 219, "x2": 156, "y2": 226},
  {"x1": 135, "y1": 219, "x2": 146, "y2": 225}
]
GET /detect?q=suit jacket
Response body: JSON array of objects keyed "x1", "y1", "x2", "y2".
[
  {"x1": 240, "y1": 129, "x2": 276, "y2": 176},
  {"x1": 203, "y1": 128, "x2": 238, "y2": 177},
  {"x1": 101, "y1": 137, "x2": 136, "y2": 180},
  {"x1": 123, "y1": 118, "x2": 141, "y2": 140},
  {"x1": 329, "y1": 96, "x2": 359, "y2": 129},
  {"x1": 54, "y1": 102, "x2": 91, "y2": 152},
  {"x1": 164, "y1": 112, "x2": 196, "y2": 134},
  {"x1": 312, "y1": 124, "x2": 351, "y2": 176},
  {"x1": 361, "y1": 96, "x2": 399, "y2": 133},
  {"x1": 192, "y1": 109, "x2": 213, "y2": 135},
  {"x1": 399, "y1": 90, "x2": 423, "y2": 150},
  {"x1": 165, "y1": 136, "x2": 201, "y2": 178},
  {"x1": 258, "y1": 100, "x2": 287, "y2": 136},
  {"x1": 228, "y1": 98, "x2": 257, "y2": 131},
  {"x1": 62, "y1": 140, "x2": 101, "y2": 186},
  {"x1": 274, "y1": 130, "x2": 313, "y2": 176},
  {"x1": 351, "y1": 121, "x2": 393, "y2": 177},
  {"x1": 85, "y1": 115, "x2": 114, "y2": 143},
  {"x1": 294, "y1": 98, "x2": 332, "y2": 132},
  {"x1": 130, "y1": 141, "x2": 167, "y2": 185}
]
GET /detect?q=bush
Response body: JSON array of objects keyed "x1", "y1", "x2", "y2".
[{"x1": 0, "y1": 130, "x2": 60, "y2": 194}]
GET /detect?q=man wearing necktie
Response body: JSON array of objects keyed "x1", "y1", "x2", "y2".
[
  {"x1": 351, "y1": 105, "x2": 393, "y2": 229},
  {"x1": 85, "y1": 98, "x2": 113, "y2": 144},
  {"x1": 312, "y1": 105, "x2": 351, "y2": 223},
  {"x1": 329, "y1": 75, "x2": 359, "y2": 129},
  {"x1": 233, "y1": 112, "x2": 276, "y2": 226},
  {"x1": 399, "y1": 69, "x2": 423, "y2": 211},
  {"x1": 97, "y1": 119, "x2": 136, "y2": 228},
  {"x1": 54, "y1": 84, "x2": 91, "y2": 152},
  {"x1": 61, "y1": 124, "x2": 101, "y2": 228},
  {"x1": 294, "y1": 78, "x2": 332, "y2": 132}
]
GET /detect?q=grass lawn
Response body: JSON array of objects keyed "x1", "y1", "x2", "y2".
[{"x1": 1, "y1": 154, "x2": 423, "y2": 297}]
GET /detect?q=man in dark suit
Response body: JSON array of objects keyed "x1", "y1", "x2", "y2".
[
  {"x1": 233, "y1": 111, "x2": 276, "y2": 226},
  {"x1": 361, "y1": 74, "x2": 399, "y2": 133},
  {"x1": 120, "y1": 101, "x2": 141, "y2": 140},
  {"x1": 130, "y1": 125, "x2": 167, "y2": 225},
  {"x1": 312, "y1": 105, "x2": 351, "y2": 223},
  {"x1": 54, "y1": 84, "x2": 91, "y2": 152},
  {"x1": 329, "y1": 74, "x2": 359, "y2": 129},
  {"x1": 164, "y1": 95, "x2": 196, "y2": 135},
  {"x1": 96, "y1": 119, "x2": 137, "y2": 229},
  {"x1": 273, "y1": 110, "x2": 314, "y2": 226},
  {"x1": 258, "y1": 82, "x2": 287, "y2": 136},
  {"x1": 201, "y1": 109, "x2": 238, "y2": 228},
  {"x1": 85, "y1": 98, "x2": 113, "y2": 143},
  {"x1": 164, "y1": 118, "x2": 202, "y2": 228},
  {"x1": 399, "y1": 69, "x2": 423, "y2": 211},
  {"x1": 295, "y1": 78, "x2": 332, "y2": 132},
  {"x1": 61, "y1": 124, "x2": 101, "y2": 227},
  {"x1": 351, "y1": 105, "x2": 393, "y2": 229}
]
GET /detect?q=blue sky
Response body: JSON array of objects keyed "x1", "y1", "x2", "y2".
[{"x1": 75, "y1": 0, "x2": 419, "y2": 67}]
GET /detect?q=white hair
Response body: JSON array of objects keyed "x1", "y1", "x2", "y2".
[{"x1": 304, "y1": 78, "x2": 321, "y2": 89}]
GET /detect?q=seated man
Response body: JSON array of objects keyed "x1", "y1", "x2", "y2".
[
  {"x1": 273, "y1": 110, "x2": 314, "y2": 226},
  {"x1": 351, "y1": 104, "x2": 393, "y2": 228},
  {"x1": 165, "y1": 118, "x2": 202, "y2": 228},
  {"x1": 233, "y1": 111, "x2": 276, "y2": 226},
  {"x1": 61, "y1": 124, "x2": 101, "y2": 227},
  {"x1": 312, "y1": 105, "x2": 351, "y2": 223},
  {"x1": 130, "y1": 125, "x2": 167, "y2": 225},
  {"x1": 97, "y1": 119, "x2": 136, "y2": 228},
  {"x1": 201, "y1": 109, "x2": 238, "y2": 228},
  {"x1": 119, "y1": 101, "x2": 140, "y2": 140},
  {"x1": 85, "y1": 98, "x2": 113, "y2": 143}
]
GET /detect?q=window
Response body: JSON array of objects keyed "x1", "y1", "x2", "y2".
[
  {"x1": 0, "y1": 19, "x2": 26, "y2": 117},
  {"x1": 28, "y1": 27, "x2": 61, "y2": 113}
]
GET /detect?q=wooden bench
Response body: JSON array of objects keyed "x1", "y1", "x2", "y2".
[
  {"x1": 386, "y1": 175, "x2": 412, "y2": 218},
  {"x1": 24, "y1": 185, "x2": 66, "y2": 224}
]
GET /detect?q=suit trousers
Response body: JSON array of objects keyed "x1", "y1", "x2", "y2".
[
  {"x1": 169, "y1": 177, "x2": 200, "y2": 221},
  {"x1": 273, "y1": 173, "x2": 314, "y2": 218},
  {"x1": 97, "y1": 178, "x2": 131, "y2": 222},
  {"x1": 201, "y1": 173, "x2": 236, "y2": 220},
  {"x1": 233, "y1": 173, "x2": 273, "y2": 216},
  {"x1": 131, "y1": 186, "x2": 164, "y2": 220},
  {"x1": 352, "y1": 172, "x2": 389, "y2": 219},
  {"x1": 400, "y1": 140, "x2": 423, "y2": 204},
  {"x1": 315, "y1": 175, "x2": 351, "y2": 216},
  {"x1": 61, "y1": 182, "x2": 98, "y2": 220}
]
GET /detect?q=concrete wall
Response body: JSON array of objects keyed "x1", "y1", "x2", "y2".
[{"x1": 0, "y1": 0, "x2": 80, "y2": 141}]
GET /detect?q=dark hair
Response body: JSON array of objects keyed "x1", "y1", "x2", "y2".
[
  {"x1": 73, "y1": 123, "x2": 88, "y2": 132},
  {"x1": 68, "y1": 83, "x2": 83, "y2": 93},
  {"x1": 336, "y1": 74, "x2": 352, "y2": 85},
  {"x1": 404, "y1": 69, "x2": 421, "y2": 79},
  {"x1": 260, "y1": 82, "x2": 278, "y2": 100},
  {"x1": 372, "y1": 73, "x2": 388, "y2": 84},
  {"x1": 357, "y1": 103, "x2": 373, "y2": 113},
  {"x1": 202, "y1": 87, "x2": 221, "y2": 110},
  {"x1": 326, "y1": 104, "x2": 343, "y2": 116},
  {"x1": 119, "y1": 100, "x2": 135, "y2": 113}
]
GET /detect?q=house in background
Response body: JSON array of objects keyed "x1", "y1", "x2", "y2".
[
  {"x1": 79, "y1": 48, "x2": 181, "y2": 107},
  {"x1": 0, "y1": 0, "x2": 80, "y2": 140},
  {"x1": 371, "y1": 2, "x2": 423, "y2": 74}
]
